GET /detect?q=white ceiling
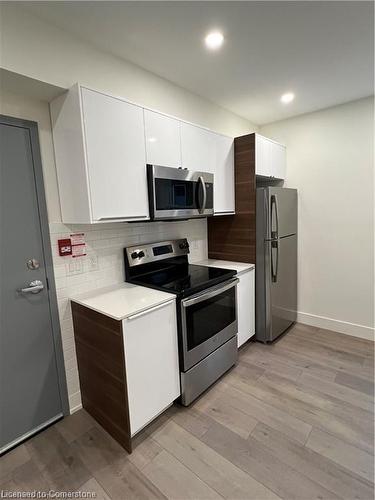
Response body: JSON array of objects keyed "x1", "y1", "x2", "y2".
[{"x1": 22, "y1": 1, "x2": 373, "y2": 125}]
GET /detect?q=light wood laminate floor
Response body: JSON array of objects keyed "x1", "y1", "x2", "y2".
[{"x1": 1, "y1": 323, "x2": 374, "y2": 499}]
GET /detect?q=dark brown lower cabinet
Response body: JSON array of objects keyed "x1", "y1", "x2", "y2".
[
  {"x1": 71, "y1": 298, "x2": 180, "y2": 453},
  {"x1": 71, "y1": 302, "x2": 132, "y2": 452}
]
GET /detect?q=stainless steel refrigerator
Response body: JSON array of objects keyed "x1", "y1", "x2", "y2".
[{"x1": 256, "y1": 187, "x2": 297, "y2": 342}]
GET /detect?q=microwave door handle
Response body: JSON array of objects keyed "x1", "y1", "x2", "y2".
[
  {"x1": 271, "y1": 194, "x2": 279, "y2": 239},
  {"x1": 198, "y1": 176, "x2": 207, "y2": 213}
]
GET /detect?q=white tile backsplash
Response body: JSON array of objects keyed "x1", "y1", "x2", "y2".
[{"x1": 50, "y1": 218, "x2": 208, "y2": 412}]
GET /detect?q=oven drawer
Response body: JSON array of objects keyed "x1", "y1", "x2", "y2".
[
  {"x1": 180, "y1": 278, "x2": 238, "y2": 371},
  {"x1": 181, "y1": 336, "x2": 238, "y2": 406}
]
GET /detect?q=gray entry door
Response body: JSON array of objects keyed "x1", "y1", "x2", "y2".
[{"x1": 1, "y1": 118, "x2": 63, "y2": 453}]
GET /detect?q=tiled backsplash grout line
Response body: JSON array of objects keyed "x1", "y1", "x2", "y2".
[{"x1": 50, "y1": 218, "x2": 208, "y2": 412}]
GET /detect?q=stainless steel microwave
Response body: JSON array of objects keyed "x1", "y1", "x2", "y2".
[{"x1": 147, "y1": 165, "x2": 214, "y2": 220}]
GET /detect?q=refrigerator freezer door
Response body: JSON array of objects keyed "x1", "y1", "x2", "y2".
[{"x1": 266, "y1": 187, "x2": 297, "y2": 239}]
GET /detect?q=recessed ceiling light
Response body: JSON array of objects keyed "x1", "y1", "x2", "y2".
[
  {"x1": 204, "y1": 31, "x2": 224, "y2": 50},
  {"x1": 281, "y1": 92, "x2": 295, "y2": 104}
]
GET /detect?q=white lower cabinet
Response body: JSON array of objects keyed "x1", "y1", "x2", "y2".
[
  {"x1": 122, "y1": 300, "x2": 180, "y2": 436},
  {"x1": 237, "y1": 269, "x2": 255, "y2": 347}
]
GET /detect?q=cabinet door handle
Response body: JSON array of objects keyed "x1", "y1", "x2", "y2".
[
  {"x1": 98, "y1": 215, "x2": 149, "y2": 221},
  {"x1": 125, "y1": 299, "x2": 174, "y2": 320}
]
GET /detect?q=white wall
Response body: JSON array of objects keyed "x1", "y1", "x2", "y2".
[
  {"x1": 260, "y1": 97, "x2": 374, "y2": 340},
  {"x1": 1, "y1": 4, "x2": 255, "y2": 140},
  {"x1": 0, "y1": 90, "x2": 63, "y2": 222}
]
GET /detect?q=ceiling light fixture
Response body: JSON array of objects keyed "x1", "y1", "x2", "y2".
[
  {"x1": 204, "y1": 31, "x2": 224, "y2": 50},
  {"x1": 281, "y1": 92, "x2": 295, "y2": 104}
]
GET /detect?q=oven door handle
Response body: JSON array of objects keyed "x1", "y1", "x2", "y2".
[{"x1": 182, "y1": 278, "x2": 239, "y2": 307}]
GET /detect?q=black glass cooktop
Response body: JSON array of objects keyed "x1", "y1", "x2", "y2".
[{"x1": 130, "y1": 264, "x2": 236, "y2": 297}]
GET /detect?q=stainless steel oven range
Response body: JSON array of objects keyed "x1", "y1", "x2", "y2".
[{"x1": 124, "y1": 239, "x2": 238, "y2": 405}]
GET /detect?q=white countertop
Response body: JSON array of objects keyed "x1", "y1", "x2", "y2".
[
  {"x1": 70, "y1": 283, "x2": 175, "y2": 321},
  {"x1": 196, "y1": 259, "x2": 255, "y2": 276}
]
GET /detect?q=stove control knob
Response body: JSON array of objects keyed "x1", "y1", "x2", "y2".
[
  {"x1": 179, "y1": 241, "x2": 189, "y2": 250},
  {"x1": 130, "y1": 251, "x2": 145, "y2": 259}
]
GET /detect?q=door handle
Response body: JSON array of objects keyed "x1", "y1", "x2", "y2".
[
  {"x1": 18, "y1": 280, "x2": 44, "y2": 294},
  {"x1": 97, "y1": 215, "x2": 149, "y2": 221},
  {"x1": 182, "y1": 278, "x2": 239, "y2": 307},
  {"x1": 271, "y1": 241, "x2": 279, "y2": 283},
  {"x1": 125, "y1": 299, "x2": 174, "y2": 320},
  {"x1": 198, "y1": 176, "x2": 207, "y2": 213},
  {"x1": 271, "y1": 195, "x2": 279, "y2": 239}
]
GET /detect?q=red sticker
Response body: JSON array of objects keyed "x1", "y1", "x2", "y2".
[{"x1": 58, "y1": 238, "x2": 72, "y2": 256}]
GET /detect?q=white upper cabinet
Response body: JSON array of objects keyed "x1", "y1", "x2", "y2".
[
  {"x1": 51, "y1": 83, "x2": 236, "y2": 222},
  {"x1": 82, "y1": 88, "x2": 149, "y2": 222},
  {"x1": 255, "y1": 134, "x2": 272, "y2": 177},
  {"x1": 181, "y1": 123, "x2": 235, "y2": 215},
  {"x1": 214, "y1": 134, "x2": 235, "y2": 214},
  {"x1": 270, "y1": 139, "x2": 286, "y2": 179},
  {"x1": 181, "y1": 122, "x2": 216, "y2": 173},
  {"x1": 255, "y1": 134, "x2": 286, "y2": 180},
  {"x1": 51, "y1": 85, "x2": 149, "y2": 224},
  {"x1": 144, "y1": 110, "x2": 181, "y2": 168}
]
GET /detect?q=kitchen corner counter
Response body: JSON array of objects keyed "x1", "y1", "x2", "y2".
[
  {"x1": 70, "y1": 282, "x2": 175, "y2": 321},
  {"x1": 196, "y1": 259, "x2": 255, "y2": 276}
]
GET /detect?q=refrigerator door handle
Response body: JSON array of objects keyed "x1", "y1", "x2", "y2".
[
  {"x1": 271, "y1": 195, "x2": 279, "y2": 239},
  {"x1": 271, "y1": 240, "x2": 279, "y2": 282}
]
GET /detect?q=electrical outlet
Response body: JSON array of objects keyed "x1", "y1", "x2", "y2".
[
  {"x1": 65, "y1": 258, "x2": 84, "y2": 276},
  {"x1": 87, "y1": 254, "x2": 99, "y2": 271}
]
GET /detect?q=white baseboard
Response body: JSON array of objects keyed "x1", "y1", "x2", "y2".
[
  {"x1": 69, "y1": 391, "x2": 82, "y2": 414},
  {"x1": 297, "y1": 311, "x2": 374, "y2": 341}
]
